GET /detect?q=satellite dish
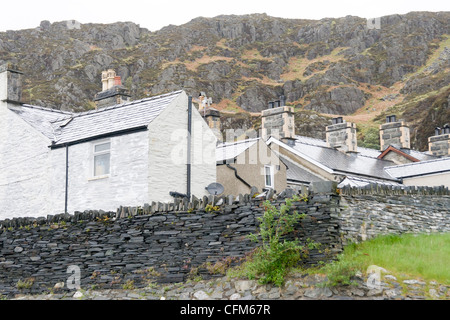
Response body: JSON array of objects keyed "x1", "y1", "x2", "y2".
[{"x1": 205, "y1": 183, "x2": 224, "y2": 195}]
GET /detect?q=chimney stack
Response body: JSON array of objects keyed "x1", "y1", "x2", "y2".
[
  {"x1": 428, "y1": 124, "x2": 450, "y2": 157},
  {"x1": 326, "y1": 117, "x2": 357, "y2": 153},
  {"x1": 196, "y1": 91, "x2": 222, "y2": 142},
  {"x1": 95, "y1": 69, "x2": 131, "y2": 109},
  {"x1": 261, "y1": 96, "x2": 295, "y2": 142},
  {"x1": 379, "y1": 115, "x2": 410, "y2": 151},
  {"x1": 0, "y1": 63, "x2": 23, "y2": 105}
]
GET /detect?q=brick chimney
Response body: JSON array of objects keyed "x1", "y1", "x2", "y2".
[
  {"x1": 261, "y1": 95, "x2": 295, "y2": 144},
  {"x1": 0, "y1": 63, "x2": 23, "y2": 105},
  {"x1": 326, "y1": 117, "x2": 358, "y2": 153},
  {"x1": 379, "y1": 115, "x2": 410, "y2": 151},
  {"x1": 428, "y1": 124, "x2": 450, "y2": 157},
  {"x1": 94, "y1": 69, "x2": 131, "y2": 109}
]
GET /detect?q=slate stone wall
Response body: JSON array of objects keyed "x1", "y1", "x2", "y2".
[
  {"x1": 0, "y1": 192, "x2": 341, "y2": 296},
  {"x1": 338, "y1": 185, "x2": 450, "y2": 245},
  {"x1": 1, "y1": 185, "x2": 449, "y2": 297}
]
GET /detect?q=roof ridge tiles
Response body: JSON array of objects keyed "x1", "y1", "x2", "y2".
[
  {"x1": 217, "y1": 137, "x2": 260, "y2": 147},
  {"x1": 62, "y1": 90, "x2": 183, "y2": 119},
  {"x1": 387, "y1": 156, "x2": 450, "y2": 169},
  {"x1": 21, "y1": 104, "x2": 74, "y2": 115}
]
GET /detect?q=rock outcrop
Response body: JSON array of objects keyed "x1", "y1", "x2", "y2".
[{"x1": 0, "y1": 12, "x2": 449, "y2": 145}]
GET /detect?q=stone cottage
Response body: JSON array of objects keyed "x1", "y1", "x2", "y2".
[
  {"x1": 0, "y1": 65, "x2": 217, "y2": 219},
  {"x1": 216, "y1": 137, "x2": 287, "y2": 195},
  {"x1": 261, "y1": 99, "x2": 448, "y2": 189}
]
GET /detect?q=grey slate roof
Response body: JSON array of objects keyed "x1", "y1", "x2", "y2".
[
  {"x1": 269, "y1": 136, "x2": 400, "y2": 182},
  {"x1": 293, "y1": 139, "x2": 398, "y2": 180},
  {"x1": 294, "y1": 135, "x2": 382, "y2": 159},
  {"x1": 397, "y1": 148, "x2": 438, "y2": 162},
  {"x1": 338, "y1": 175, "x2": 404, "y2": 188},
  {"x1": 278, "y1": 153, "x2": 326, "y2": 184},
  {"x1": 8, "y1": 105, "x2": 72, "y2": 140},
  {"x1": 10, "y1": 90, "x2": 182, "y2": 147},
  {"x1": 384, "y1": 157, "x2": 450, "y2": 179}
]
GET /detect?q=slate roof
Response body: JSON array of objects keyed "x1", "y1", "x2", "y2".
[
  {"x1": 9, "y1": 90, "x2": 182, "y2": 147},
  {"x1": 396, "y1": 148, "x2": 437, "y2": 161},
  {"x1": 338, "y1": 175, "x2": 404, "y2": 188},
  {"x1": 216, "y1": 138, "x2": 260, "y2": 163},
  {"x1": 378, "y1": 145, "x2": 438, "y2": 162},
  {"x1": 277, "y1": 153, "x2": 326, "y2": 184},
  {"x1": 384, "y1": 157, "x2": 450, "y2": 179},
  {"x1": 268, "y1": 136, "x2": 400, "y2": 182},
  {"x1": 294, "y1": 135, "x2": 382, "y2": 159},
  {"x1": 8, "y1": 105, "x2": 72, "y2": 140}
]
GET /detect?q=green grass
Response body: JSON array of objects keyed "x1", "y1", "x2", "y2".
[{"x1": 322, "y1": 233, "x2": 450, "y2": 285}]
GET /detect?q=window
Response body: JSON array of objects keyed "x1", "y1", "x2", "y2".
[
  {"x1": 264, "y1": 165, "x2": 274, "y2": 189},
  {"x1": 93, "y1": 141, "x2": 111, "y2": 176}
]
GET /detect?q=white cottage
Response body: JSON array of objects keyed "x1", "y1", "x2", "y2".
[{"x1": 0, "y1": 65, "x2": 217, "y2": 219}]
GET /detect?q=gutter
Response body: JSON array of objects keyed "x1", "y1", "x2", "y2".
[
  {"x1": 389, "y1": 169, "x2": 450, "y2": 180},
  {"x1": 187, "y1": 96, "x2": 192, "y2": 200},
  {"x1": 64, "y1": 144, "x2": 69, "y2": 214},
  {"x1": 49, "y1": 126, "x2": 148, "y2": 149},
  {"x1": 226, "y1": 163, "x2": 252, "y2": 188}
]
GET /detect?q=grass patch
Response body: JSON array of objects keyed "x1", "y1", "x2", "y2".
[{"x1": 319, "y1": 233, "x2": 450, "y2": 286}]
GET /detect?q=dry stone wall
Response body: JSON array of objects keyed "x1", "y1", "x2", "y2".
[
  {"x1": 0, "y1": 191, "x2": 341, "y2": 297},
  {"x1": 337, "y1": 187, "x2": 450, "y2": 245},
  {"x1": 1, "y1": 184, "x2": 449, "y2": 297}
]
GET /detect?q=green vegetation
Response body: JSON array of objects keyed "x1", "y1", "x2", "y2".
[
  {"x1": 230, "y1": 197, "x2": 318, "y2": 287},
  {"x1": 205, "y1": 204, "x2": 220, "y2": 212},
  {"x1": 357, "y1": 125, "x2": 380, "y2": 150},
  {"x1": 16, "y1": 278, "x2": 35, "y2": 290},
  {"x1": 122, "y1": 279, "x2": 135, "y2": 290},
  {"x1": 318, "y1": 233, "x2": 450, "y2": 286}
]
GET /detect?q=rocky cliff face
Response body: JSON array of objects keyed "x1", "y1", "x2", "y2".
[{"x1": 0, "y1": 12, "x2": 449, "y2": 148}]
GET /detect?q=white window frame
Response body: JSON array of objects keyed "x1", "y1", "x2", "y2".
[
  {"x1": 264, "y1": 165, "x2": 274, "y2": 189},
  {"x1": 91, "y1": 140, "x2": 111, "y2": 179}
]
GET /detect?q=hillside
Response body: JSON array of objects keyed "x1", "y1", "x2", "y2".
[{"x1": 0, "y1": 12, "x2": 449, "y2": 150}]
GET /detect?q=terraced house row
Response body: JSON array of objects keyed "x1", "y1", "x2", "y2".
[{"x1": 1, "y1": 64, "x2": 449, "y2": 219}]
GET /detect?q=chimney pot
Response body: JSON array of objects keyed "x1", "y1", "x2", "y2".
[
  {"x1": 435, "y1": 127, "x2": 442, "y2": 136},
  {"x1": 386, "y1": 115, "x2": 397, "y2": 123},
  {"x1": 444, "y1": 124, "x2": 450, "y2": 134},
  {"x1": 114, "y1": 76, "x2": 121, "y2": 86}
]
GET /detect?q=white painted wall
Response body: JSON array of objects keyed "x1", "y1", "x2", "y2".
[
  {"x1": 1, "y1": 86, "x2": 216, "y2": 219},
  {"x1": 402, "y1": 172, "x2": 450, "y2": 188},
  {"x1": 147, "y1": 91, "x2": 216, "y2": 202},
  {"x1": 190, "y1": 98, "x2": 217, "y2": 198},
  {"x1": 0, "y1": 104, "x2": 53, "y2": 219},
  {"x1": 49, "y1": 131, "x2": 150, "y2": 214}
]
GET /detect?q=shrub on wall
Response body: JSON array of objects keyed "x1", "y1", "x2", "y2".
[{"x1": 243, "y1": 197, "x2": 318, "y2": 286}]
